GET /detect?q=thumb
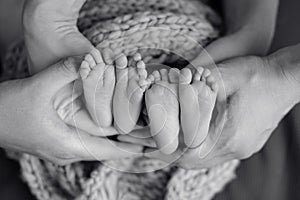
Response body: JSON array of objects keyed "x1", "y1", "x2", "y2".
[
  {"x1": 197, "y1": 99, "x2": 228, "y2": 159},
  {"x1": 34, "y1": 57, "x2": 81, "y2": 95}
]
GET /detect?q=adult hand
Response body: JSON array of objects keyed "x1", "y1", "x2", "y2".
[
  {"x1": 119, "y1": 48, "x2": 300, "y2": 169},
  {"x1": 188, "y1": 0, "x2": 278, "y2": 68},
  {"x1": 0, "y1": 58, "x2": 144, "y2": 165},
  {"x1": 23, "y1": 0, "x2": 93, "y2": 73},
  {"x1": 22, "y1": 0, "x2": 114, "y2": 136}
]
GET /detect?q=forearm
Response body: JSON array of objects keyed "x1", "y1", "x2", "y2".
[
  {"x1": 223, "y1": 0, "x2": 278, "y2": 33},
  {"x1": 222, "y1": 0, "x2": 279, "y2": 54}
]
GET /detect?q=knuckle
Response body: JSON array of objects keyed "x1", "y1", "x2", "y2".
[{"x1": 57, "y1": 58, "x2": 78, "y2": 77}]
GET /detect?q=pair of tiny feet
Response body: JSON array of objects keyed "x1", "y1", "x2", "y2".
[
  {"x1": 79, "y1": 48, "x2": 218, "y2": 154},
  {"x1": 145, "y1": 66, "x2": 218, "y2": 154},
  {"x1": 79, "y1": 48, "x2": 150, "y2": 134}
]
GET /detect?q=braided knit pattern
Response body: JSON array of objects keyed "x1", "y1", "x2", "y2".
[{"x1": 2, "y1": 0, "x2": 240, "y2": 199}]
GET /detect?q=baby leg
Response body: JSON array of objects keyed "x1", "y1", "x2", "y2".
[{"x1": 179, "y1": 67, "x2": 218, "y2": 148}]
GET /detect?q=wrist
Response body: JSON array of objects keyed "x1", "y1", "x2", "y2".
[{"x1": 266, "y1": 46, "x2": 300, "y2": 104}]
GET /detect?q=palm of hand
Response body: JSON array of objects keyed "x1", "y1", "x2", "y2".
[{"x1": 144, "y1": 56, "x2": 293, "y2": 169}]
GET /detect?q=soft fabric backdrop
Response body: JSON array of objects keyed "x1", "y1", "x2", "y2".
[{"x1": 0, "y1": 0, "x2": 300, "y2": 199}]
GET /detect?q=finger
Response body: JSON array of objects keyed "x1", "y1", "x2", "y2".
[
  {"x1": 143, "y1": 148, "x2": 180, "y2": 163},
  {"x1": 196, "y1": 104, "x2": 227, "y2": 159},
  {"x1": 118, "y1": 135, "x2": 157, "y2": 148},
  {"x1": 53, "y1": 82, "x2": 82, "y2": 111},
  {"x1": 73, "y1": 130, "x2": 144, "y2": 161},
  {"x1": 34, "y1": 57, "x2": 81, "y2": 95},
  {"x1": 55, "y1": 88, "x2": 118, "y2": 137},
  {"x1": 127, "y1": 126, "x2": 152, "y2": 139},
  {"x1": 63, "y1": 101, "x2": 119, "y2": 137}
]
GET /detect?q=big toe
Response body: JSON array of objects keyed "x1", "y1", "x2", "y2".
[
  {"x1": 115, "y1": 54, "x2": 128, "y2": 69},
  {"x1": 168, "y1": 68, "x2": 180, "y2": 83},
  {"x1": 159, "y1": 69, "x2": 169, "y2": 82},
  {"x1": 80, "y1": 60, "x2": 91, "y2": 79},
  {"x1": 115, "y1": 54, "x2": 129, "y2": 85},
  {"x1": 102, "y1": 48, "x2": 114, "y2": 65},
  {"x1": 179, "y1": 68, "x2": 192, "y2": 84}
]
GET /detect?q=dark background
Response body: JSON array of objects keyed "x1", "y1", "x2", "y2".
[{"x1": 1, "y1": 0, "x2": 300, "y2": 199}]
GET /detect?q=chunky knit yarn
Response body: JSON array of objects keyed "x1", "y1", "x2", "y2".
[{"x1": 2, "y1": 0, "x2": 240, "y2": 199}]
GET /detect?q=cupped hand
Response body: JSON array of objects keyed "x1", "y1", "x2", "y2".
[
  {"x1": 0, "y1": 58, "x2": 144, "y2": 165},
  {"x1": 22, "y1": 0, "x2": 116, "y2": 136},
  {"x1": 23, "y1": 0, "x2": 93, "y2": 72},
  {"x1": 119, "y1": 54, "x2": 299, "y2": 169}
]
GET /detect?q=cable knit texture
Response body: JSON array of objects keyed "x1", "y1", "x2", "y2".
[{"x1": 2, "y1": 0, "x2": 240, "y2": 199}]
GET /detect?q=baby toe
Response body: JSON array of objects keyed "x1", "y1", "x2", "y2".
[
  {"x1": 85, "y1": 54, "x2": 96, "y2": 69},
  {"x1": 115, "y1": 54, "x2": 128, "y2": 69},
  {"x1": 152, "y1": 70, "x2": 161, "y2": 82},
  {"x1": 133, "y1": 53, "x2": 142, "y2": 62},
  {"x1": 179, "y1": 68, "x2": 192, "y2": 84},
  {"x1": 90, "y1": 48, "x2": 104, "y2": 64},
  {"x1": 168, "y1": 68, "x2": 180, "y2": 83},
  {"x1": 159, "y1": 69, "x2": 168, "y2": 82},
  {"x1": 147, "y1": 74, "x2": 155, "y2": 84},
  {"x1": 138, "y1": 69, "x2": 147, "y2": 79},
  {"x1": 102, "y1": 48, "x2": 114, "y2": 65},
  {"x1": 201, "y1": 68, "x2": 211, "y2": 81},
  {"x1": 211, "y1": 82, "x2": 218, "y2": 92},
  {"x1": 194, "y1": 67, "x2": 204, "y2": 82},
  {"x1": 137, "y1": 61, "x2": 147, "y2": 79},
  {"x1": 80, "y1": 60, "x2": 91, "y2": 79},
  {"x1": 206, "y1": 74, "x2": 218, "y2": 92}
]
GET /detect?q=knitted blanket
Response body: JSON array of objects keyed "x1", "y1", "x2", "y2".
[{"x1": 2, "y1": 0, "x2": 240, "y2": 199}]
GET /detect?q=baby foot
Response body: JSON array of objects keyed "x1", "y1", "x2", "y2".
[
  {"x1": 113, "y1": 53, "x2": 150, "y2": 134},
  {"x1": 79, "y1": 48, "x2": 115, "y2": 127},
  {"x1": 145, "y1": 68, "x2": 180, "y2": 154},
  {"x1": 179, "y1": 67, "x2": 218, "y2": 148}
]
